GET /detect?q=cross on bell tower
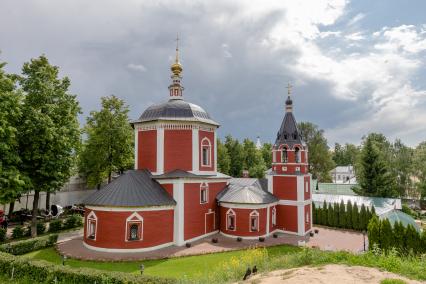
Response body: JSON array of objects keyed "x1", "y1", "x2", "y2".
[
  {"x1": 169, "y1": 34, "x2": 184, "y2": 99},
  {"x1": 285, "y1": 82, "x2": 293, "y2": 113}
]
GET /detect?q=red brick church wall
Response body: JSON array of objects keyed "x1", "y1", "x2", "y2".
[
  {"x1": 164, "y1": 130, "x2": 192, "y2": 172},
  {"x1": 137, "y1": 130, "x2": 157, "y2": 171}
]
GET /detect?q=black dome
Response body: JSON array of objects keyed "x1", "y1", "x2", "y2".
[{"x1": 136, "y1": 99, "x2": 219, "y2": 126}]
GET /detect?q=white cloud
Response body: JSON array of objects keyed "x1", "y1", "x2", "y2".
[
  {"x1": 127, "y1": 63, "x2": 147, "y2": 72},
  {"x1": 347, "y1": 13, "x2": 365, "y2": 26},
  {"x1": 344, "y1": 31, "x2": 365, "y2": 41},
  {"x1": 374, "y1": 25, "x2": 426, "y2": 53}
]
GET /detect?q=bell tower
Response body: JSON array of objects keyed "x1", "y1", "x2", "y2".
[{"x1": 267, "y1": 84, "x2": 312, "y2": 236}]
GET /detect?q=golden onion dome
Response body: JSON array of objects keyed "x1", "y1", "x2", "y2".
[{"x1": 171, "y1": 61, "x2": 182, "y2": 75}]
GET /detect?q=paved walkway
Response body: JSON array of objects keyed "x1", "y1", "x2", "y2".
[
  {"x1": 56, "y1": 226, "x2": 366, "y2": 261},
  {"x1": 57, "y1": 232, "x2": 308, "y2": 261}
]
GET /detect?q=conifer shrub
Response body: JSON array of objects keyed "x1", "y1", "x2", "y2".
[
  {"x1": 37, "y1": 222, "x2": 46, "y2": 235},
  {"x1": 63, "y1": 214, "x2": 82, "y2": 229},
  {"x1": 0, "y1": 234, "x2": 58, "y2": 255},
  {"x1": 0, "y1": 229, "x2": 6, "y2": 243},
  {"x1": 12, "y1": 226, "x2": 24, "y2": 239},
  {"x1": 48, "y1": 219, "x2": 63, "y2": 233}
]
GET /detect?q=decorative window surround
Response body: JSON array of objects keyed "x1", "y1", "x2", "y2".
[
  {"x1": 226, "y1": 209, "x2": 236, "y2": 231},
  {"x1": 201, "y1": 137, "x2": 212, "y2": 167},
  {"x1": 200, "y1": 182, "x2": 208, "y2": 204},
  {"x1": 249, "y1": 210, "x2": 260, "y2": 232},
  {"x1": 86, "y1": 211, "x2": 98, "y2": 240},
  {"x1": 125, "y1": 212, "x2": 143, "y2": 242}
]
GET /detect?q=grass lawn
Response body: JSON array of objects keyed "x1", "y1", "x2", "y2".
[{"x1": 24, "y1": 245, "x2": 300, "y2": 279}]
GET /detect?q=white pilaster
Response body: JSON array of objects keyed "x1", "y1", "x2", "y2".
[
  {"x1": 173, "y1": 180, "x2": 185, "y2": 245},
  {"x1": 157, "y1": 128, "x2": 164, "y2": 174},
  {"x1": 214, "y1": 131, "x2": 217, "y2": 172},
  {"x1": 192, "y1": 128, "x2": 199, "y2": 172},
  {"x1": 266, "y1": 205, "x2": 270, "y2": 235},
  {"x1": 297, "y1": 175, "x2": 304, "y2": 201},
  {"x1": 297, "y1": 205, "x2": 305, "y2": 236},
  {"x1": 267, "y1": 174, "x2": 273, "y2": 193},
  {"x1": 134, "y1": 129, "x2": 139, "y2": 169}
]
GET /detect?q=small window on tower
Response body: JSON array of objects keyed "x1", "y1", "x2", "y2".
[
  {"x1": 282, "y1": 147, "x2": 288, "y2": 163},
  {"x1": 201, "y1": 138, "x2": 211, "y2": 167},
  {"x1": 295, "y1": 147, "x2": 301, "y2": 163},
  {"x1": 250, "y1": 211, "x2": 259, "y2": 232},
  {"x1": 200, "y1": 183, "x2": 208, "y2": 204},
  {"x1": 226, "y1": 209, "x2": 236, "y2": 231}
]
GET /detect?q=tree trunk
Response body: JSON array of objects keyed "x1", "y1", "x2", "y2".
[
  {"x1": 31, "y1": 190, "x2": 40, "y2": 238},
  {"x1": 8, "y1": 201, "x2": 15, "y2": 218},
  {"x1": 108, "y1": 171, "x2": 112, "y2": 183},
  {"x1": 45, "y1": 191, "x2": 51, "y2": 213},
  {"x1": 97, "y1": 183, "x2": 100, "y2": 190}
]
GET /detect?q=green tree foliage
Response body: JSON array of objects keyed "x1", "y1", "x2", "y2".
[
  {"x1": 79, "y1": 96, "x2": 133, "y2": 187},
  {"x1": 322, "y1": 200, "x2": 328, "y2": 226},
  {"x1": 217, "y1": 139, "x2": 231, "y2": 175},
  {"x1": 242, "y1": 139, "x2": 266, "y2": 178},
  {"x1": 327, "y1": 203, "x2": 334, "y2": 227},
  {"x1": 404, "y1": 224, "x2": 420, "y2": 254},
  {"x1": 367, "y1": 215, "x2": 381, "y2": 250},
  {"x1": 359, "y1": 204, "x2": 367, "y2": 231},
  {"x1": 356, "y1": 134, "x2": 396, "y2": 197},
  {"x1": 332, "y1": 143, "x2": 360, "y2": 166},
  {"x1": 224, "y1": 135, "x2": 244, "y2": 177},
  {"x1": 346, "y1": 200, "x2": 353, "y2": 229},
  {"x1": 298, "y1": 122, "x2": 334, "y2": 182},
  {"x1": 18, "y1": 55, "x2": 81, "y2": 237},
  {"x1": 0, "y1": 61, "x2": 27, "y2": 206},
  {"x1": 312, "y1": 202, "x2": 317, "y2": 224},
  {"x1": 333, "y1": 203, "x2": 339, "y2": 227},
  {"x1": 352, "y1": 202, "x2": 359, "y2": 230},
  {"x1": 260, "y1": 143, "x2": 272, "y2": 169},
  {"x1": 392, "y1": 221, "x2": 405, "y2": 251},
  {"x1": 380, "y1": 219, "x2": 393, "y2": 251},
  {"x1": 339, "y1": 200, "x2": 346, "y2": 228},
  {"x1": 391, "y1": 139, "x2": 413, "y2": 198},
  {"x1": 413, "y1": 141, "x2": 426, "y2": 201}
]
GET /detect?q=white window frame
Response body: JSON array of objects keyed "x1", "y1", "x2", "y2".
[
  {"x1": 86, "y1": 211, "x2": 98, "y2": 240},
  {"x1": 201, "y1": 138, "x2": 212, "y2": 167},
  {"x1": 226, "y1": 209, "x2": 236, "y2": 231},
  {"x1": 281, "y1": 147, "x2": 288, "y2": 163},
  {"x1": 200, "y1": 182, "x2": 209, "y2": 204},
  {"x1": 249, "y1": 210, "x2": 259, "y2": 232},
  {"x1": 294, "y1": 147, "x2": 301, "y2": 163},
  {"x1": 305, "y1": 181, "x2": 309, "y2": 193},
  {"x1": 306, "y1": 211, "x2": 310, "y2": 223},
  {"x1": 272, "y1": 207, "x2": 277, "y2": 227},
  {"x1": 125, "y1": 212, "x2": 144, "y2": 242}
]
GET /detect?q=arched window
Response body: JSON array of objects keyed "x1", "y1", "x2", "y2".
[
  {"x1": 281, "y1": 147, "x2": 288, "y2": 163},
  {"x1": 295, "y1": 147, "x2": 301, "y2": 163},
  {"x1": 201, "y1": 138, "x2": 212, "y2": 167},
  {"x1": 226, "y1": 209, "x2": 236, "y2": 231},
  {"x1": 126, "y1": 212, "x2": 143, "y2": 241},
  {"x1": 249, "y1": 210, "x2": 259, "y2": 232},
  {"x1": 200, "y1": 182, "x2": 208, "y2": 204},
  {"x1": 86, "y1": 211, "x2": 97, "y2": 240},
  {"x1": 272, "y1": 207, "x2": 277, "y2": 227}
]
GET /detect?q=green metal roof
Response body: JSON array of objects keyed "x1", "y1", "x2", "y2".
[
  {"x1": 311, "y1": 180, "x2": 357, "y2": 196},
  {"x1": 379, "y1": 209, "x2": 421, "y2": 232}
]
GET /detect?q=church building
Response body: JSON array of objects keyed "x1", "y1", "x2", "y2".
[{"x1": 82, "y1": 44, "x2": 312, "y2": 252}]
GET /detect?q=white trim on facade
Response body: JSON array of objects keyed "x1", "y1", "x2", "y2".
[
  {"x1": 214, "y1": 131, "x2": 217, "y2": 172},
  {"x1": 134, "y1": 129, "x2": 138, "y2": 169},
  {"x1": 271, "y1": 206, "x2": 277, "y2": 227},
  {"x1": 278, "y1": 199, "x2": 311, "y2": 206},
  {"x1": 200, "y1": 182, "x2": 209, "y2": 204},
  {"x1": 85, "y1": 205, "x2": 175, "y2": 212},
  {"x1": 83, "y1": 241, "x2": 174, "y2": 253},
  {"x1": 192, "y1": 128, "x2": 199, "y2": 172},
  {"x1": 156, "y1": 177, "x2": 230, "y2": 184},
  {"x1": 174, "y1": 180, "x2": 185, "y2": 246},
  {"x1": 219, "y1": 231, "x2": 269, "y2": 240},
  {"x1": 297, "y1": 205, "x2": 305, "y2": 236},
  {"x1": 297, "y1": 176, "x2": 304, "y2": 202},
  {"x1": 220, "y1": 202, "x2": 278, "y2": 210},
  {"x1": 184, "y1": 230, "x2": 218, "y2": 244},
  {"x1": 266, "y1": 206, "x2": 270, "y2": 233},
  {"x1": 267, "y1": 174, "x2": 273, "y2": 194},
  {"x1": 157, "y1": 128, "x2": 164, "y2": 174}
]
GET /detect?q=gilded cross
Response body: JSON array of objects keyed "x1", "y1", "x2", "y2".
[{"x1": 286, "y1": 82, "x2": 293, "y2": 95}]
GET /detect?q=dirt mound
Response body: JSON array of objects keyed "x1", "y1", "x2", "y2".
[{"x1": 244, "y1": 264, "x2": 421, "y2": 284}]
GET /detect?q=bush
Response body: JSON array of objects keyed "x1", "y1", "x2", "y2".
[
  {"x1": 237, "y1": 237, "x2": 242, "y2": 242},
  {"x1": 0, "y1": 252, "x2": 175, "y2": 284},
  {"x1": 48, "y1": 219, "x2": 62, "y2": 233},
  {"x1": 0, "y1": 234, "x2": 58, "y2": 255},
  {"x1": 37, "y1": 223, "x2": 46, "y2": 235},
  {"x1": 12, "y1": 226, "x2": 24, "y2": 239},
  {"x1": 63, "y1": 214, "x2": 83, "y2": 229},
  {"x1": 0, "y1": 229, "x2": 6, "y2": 243}
]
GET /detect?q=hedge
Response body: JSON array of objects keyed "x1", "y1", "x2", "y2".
[
  {"x1": 12, "y1": 226, "x2": 25, "y2": 239},
  {"x1": 0, "y1": 252, "x2": 175, "y2": 284},
  {"x1": 48, "y1": 219, "x2": 63, "y2": 233},
  {"x1": 63, "y1": 214, "x2": 83, "y2": 229},
  {"x1": 0, "y1": 228, "x2": 6, "y2": 243},
  {"x1": 0, "y1": 234, "x2": 58, "y2": 255}
]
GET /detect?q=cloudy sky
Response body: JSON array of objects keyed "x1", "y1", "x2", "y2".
[{"x1": 1, "y1": 0, "x2": 426, "y2": 147}]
